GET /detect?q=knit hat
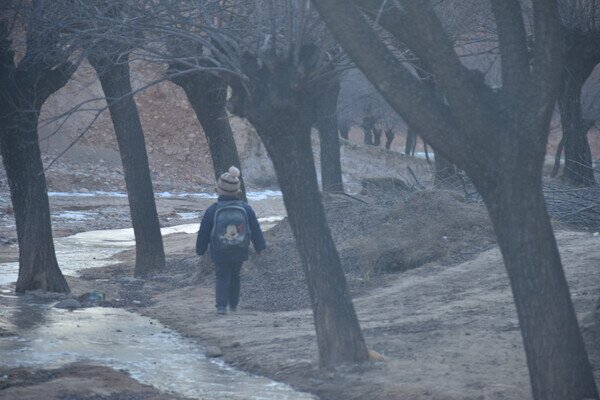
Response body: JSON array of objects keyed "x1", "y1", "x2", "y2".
[{"x1": 217, "y1": 166, "x2": 241, "y2": 196}]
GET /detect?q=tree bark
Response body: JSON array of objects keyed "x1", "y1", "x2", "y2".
[
  {"x1": 168, "y1": 70, "x2": 247, "y2": 200},
  {"x1": 0, "y1": 109, "x2": 69, "y2": 293},
  {"x1": 558, "y1": 60, "x2": 596, "y2": 186},
  {"x1": 316, "y1": 81, "x2": 344, "y2": 193},
  {"x1": 255, "y1": 115, "x2": 368, "y2": 367},
  {"x1": 372, "y1": 128, "x2": 382, "y2": 146},
  {"x1": 338, "y1": 118, "x2": 350, "y2": 140},
  {"x1": 363, "y1": 127, "x2": 373, "y2": 145},
  {"x1": 89, "y1": 54, "x2": 165, "y2": 277},
  {"x1": 405, "y1": 127, "x2": 417, "y2": 156},
  {"x1": 551, "y1": 137, "x2": 565, "y2": 178},
  {"x1": 384, "y1": 129, "x2": 395, "y2": 150},
  {"x1": 482, "y1": 170, "x2": 598, "y2": 399}
]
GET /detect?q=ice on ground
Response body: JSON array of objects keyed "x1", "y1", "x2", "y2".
[
  {"x1": 0, "y1": 300, "x2": 314, "y2": 400},
  {"x1": 54, "y1": 211, "x2": 96, "y2": 221},
  {"x1": 176, "y1": 212, "x2": 202, "y2": 220},
  {"x1": 48, "y1": 191, "x2": 128, "y2": 198},
  {"x1": 46, "y1": 190, "x2": 283, "y2": 201},
  {"x1": 0, "y1": 215, "x2": 285, "y2": 287}
]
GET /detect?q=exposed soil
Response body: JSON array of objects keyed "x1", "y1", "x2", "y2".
[
  {"x1": 0, "y1": 363, "x2": 187, "y2": 400},
  {"x1": 70, "y1": 228, "x2": 600, "y2": 400}
]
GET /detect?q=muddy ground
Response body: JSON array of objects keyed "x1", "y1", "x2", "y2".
[{"x1": 0, "y1": 363, "x2": 188, "y2": 400}]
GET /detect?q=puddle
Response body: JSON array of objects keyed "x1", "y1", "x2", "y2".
[{"x1": 0, "y1": 296, "x2": 313, "y2": 399}]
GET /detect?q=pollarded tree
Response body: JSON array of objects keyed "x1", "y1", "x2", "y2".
[
  {"x1": 554, "y1": 0, "x2": 600, "y2": 186},
  {"x1": 312, "y1": 0, "x2": 598, "y2": 398},
  {"x1": 226, "y1": 0, "x2": 368, "y2": 367},
  {"x1": 69, "y1": 0, "x2": 166, "y2": 276},
  {"x1": 89, "y1": 50, "x2": 166, "y2": 277},
  {"x1": 0, "y1": 1, "x2": 75, "y2": 293}
]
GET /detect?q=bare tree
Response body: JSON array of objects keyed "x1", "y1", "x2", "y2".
[
  {"x1": 554, "y1": 0, "x2": 600, "y2": 186},
  {"x1": 311, "y1": 0, "x2": 598, "y2": 398},
  {"x1": 226, "y1": 0, "x2": 368, "y2": 367},
  {"x1": 88, "y1": 50, "x2": 166, "y2": 277},
  {"x1": 0, "y1": 1, "x2": 76, "y2": 293},
  {"x1": 65, "y1": 0, "x2": 167, "y2": 276}
]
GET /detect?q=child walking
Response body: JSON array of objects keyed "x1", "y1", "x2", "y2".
[{"x1": 196, "y1": 166, "x2": 266, "y2": 315}]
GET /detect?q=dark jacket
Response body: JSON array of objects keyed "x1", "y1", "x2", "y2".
[{"x1": 196, "y1": 196, "x2": 267, "y2": 264}]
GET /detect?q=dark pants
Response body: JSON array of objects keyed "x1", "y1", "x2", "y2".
[{"x1": 215, "y1": 262, "x2": 242, "y2": 309}]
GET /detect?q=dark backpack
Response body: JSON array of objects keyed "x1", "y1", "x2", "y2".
[{"x1": 210, "y1": 201, "x2": 250, "y2": 252}]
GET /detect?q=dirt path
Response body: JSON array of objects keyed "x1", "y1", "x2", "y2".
[{"x1": 132, "y1": 229, "x2": 600, "y2": 400}]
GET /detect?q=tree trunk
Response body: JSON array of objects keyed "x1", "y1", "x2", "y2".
[
  {"x1": 372, "y1": 128, "x2": 382, "y2": 146},
  {"x1": 0, "y1": 110, "x2": 69, "y2": 293},
  {"x1": 89, "y1": 54, "x2": 165, "y2": 277},
  {"x1": 405, "y1": 128, "x2": 417, "y2": 156},
  {"x1": 169, "y1": 71, "x2": 246, "y2": 200},
  {"x1": 363, "y1": 127, "x2": 373, "y2": 145},
  {"x1": 255, "y1": 115, "x2": 368, "y2": 368},
  {"x1": 384, "y1": 129, "x2": 395, "y2": 150},
  {"x1": 316, "y1": 82, "x2": 344, "y2": 193},
  {"x1": 551, "y1": 137, "x2": 565, "y2": 178},
  {"x1": 558, "y1": 60, "x2": 596, "y2": 186},
  {"x1": 338, "y1": 118, "x2": 350, "y2": 140},
  {"x1": 482, "y1": 172, "x2": 598, "y2": 399},
  {"x1": 0, "y1": 29, "x2": 71, "y2": 293}
]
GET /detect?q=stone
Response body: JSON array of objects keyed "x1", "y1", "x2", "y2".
[
  {"x1": 368, "y1": 349, "x2": 385, "y2": 361},
  {"x1": 77, "y1": 290, "x2": 105, "y2": 306},
  {"x1": 206, "y1": 346, "x2": 223, "y2": 358},
  {"x1": 54, "y1": 299, "x2": 82, "y2": 309}
]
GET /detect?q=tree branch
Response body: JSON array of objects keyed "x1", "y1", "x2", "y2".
[
  {"x1": 353, "y1": 0, "x2": 498, "y2": 157},
  {"x1": 310, "y1": 0, "x2": 470, "y2": 168}
]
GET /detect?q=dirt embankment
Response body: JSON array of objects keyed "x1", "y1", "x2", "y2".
[
  {"x1": 0, "y1": 363, "x2": 187, "y2": 400},
  {"x1": 235, "y1": 189, "x2": 495, "y2": 312}
]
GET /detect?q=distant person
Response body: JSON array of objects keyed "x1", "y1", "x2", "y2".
[{"x1": 196, "y1": 166, "x2": 266, "y2": 315}]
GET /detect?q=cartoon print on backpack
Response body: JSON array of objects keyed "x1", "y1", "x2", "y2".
[
  {"x1": 211, "y1": 201, "x2": 250, "y2": 251},
  {"x1": 223, "y1": 224, "x2": 240, "y2": 241}
]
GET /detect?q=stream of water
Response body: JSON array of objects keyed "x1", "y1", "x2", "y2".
[{"x1": 0, "y1": 215, "x2": 313, "y2": 400}]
